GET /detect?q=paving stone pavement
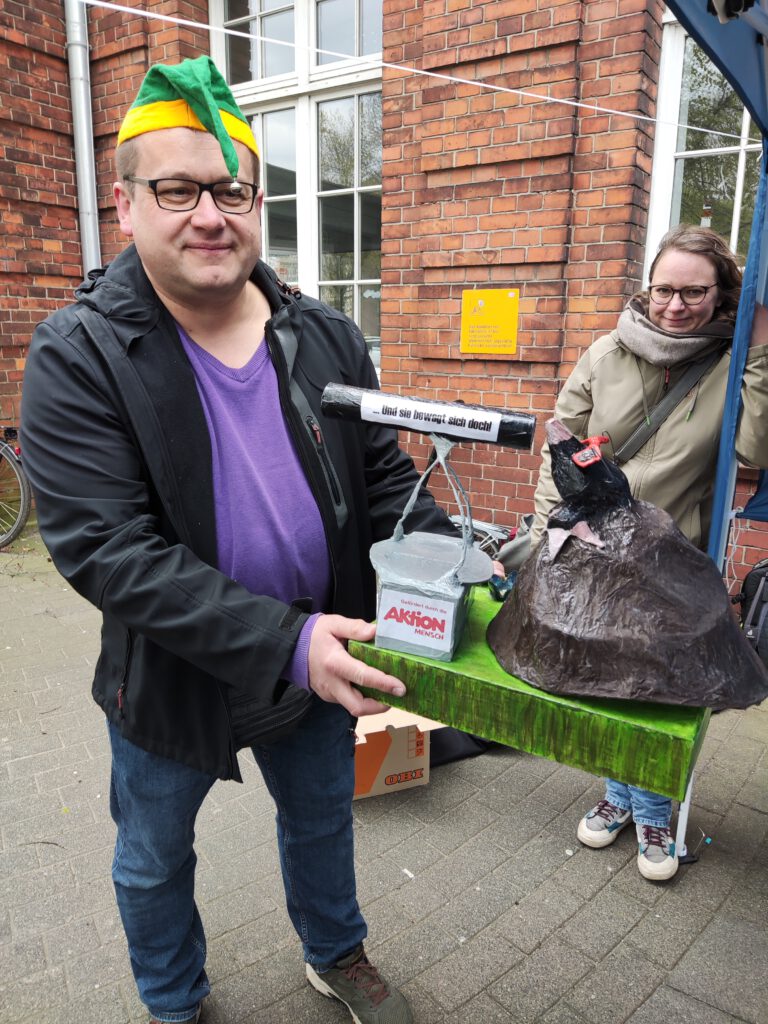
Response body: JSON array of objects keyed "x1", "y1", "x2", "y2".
[{"x1": 1, "y1": 538, "x2": 767, "y2": 1024}]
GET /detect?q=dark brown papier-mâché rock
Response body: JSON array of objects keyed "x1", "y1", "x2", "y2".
[{"x1": 487, "y1": 419, "x2": 768, "y2": 709}]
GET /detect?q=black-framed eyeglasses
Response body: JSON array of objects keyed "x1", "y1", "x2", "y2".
[
  {"x1": 649, "y1": 284, "x2": 717, "y2": 307},
  {"x1": 123, "y1": 176, "x2": 259, "y2": 214}
]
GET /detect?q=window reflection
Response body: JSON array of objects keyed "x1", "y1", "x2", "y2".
[
  {"x1": 320, "y1": 194, "x2": 355, "y2": 280},
  {"x1": 225, "y1": 0, "x2": 295, "y2": 83},
  {"x1": 360, "y1": 0, "x2": 382, "y2": 55},
  {"x1": 265, "y1": 109, "x2": 296, "y2": 196},
  {"x1": 262, "y1": 108, "x2": 298, "y2": 283},
  {"x1": 318, "y1": 91, "x2": 382, "y2": 354},
  {"x1": 316, "y1": 0, "x2": 381, "y2": 65},
  {"x1": 360, "y1": 192, "x2": 381, "y2": 278},
  {"x1": 677, "y1": 38, "x2": 743, "y2": 152},
  {"x1": 265, "y1": 200, "x2": 298, "y2": 281},
  {"x1": 317, "y1": 0, "x2": 354, "y2": 64},
  {"x1": 319, "y1": 99, "x2": 355, "y2": 190},
  {"x1": 672, "y1": 37, "x2": 760, "y2": 265},
  {"x1": 360, "y1": 93, "x2": 381, "y2": 186}
]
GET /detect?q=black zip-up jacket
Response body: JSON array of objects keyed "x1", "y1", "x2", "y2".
[{"x1": 21, "y1": 246, "x2": 454, "y2": 780}]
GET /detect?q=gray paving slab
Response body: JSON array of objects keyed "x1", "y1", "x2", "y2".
[
  {"x1": 424, "y1": 932, "x2": 523, "y2": 1010},
  {"x1": 625, "y1": 985, "x2": 741, "y2": 1024},
  {"x1": 492, "y1": 879, "x2": 585, "y2": 955},
  {"x1": 668, "y1": 915, "x2": 768, "y2": 1022},
  {"x1": 488, "y1": 936, "x2": 594, "y2": 1023},
  {"x1": 563, "y1": 942, "x2": 666, "y2": 1024},
  {"x1": 1, "y1": 539, "x2": 767, "y2": 1024}
]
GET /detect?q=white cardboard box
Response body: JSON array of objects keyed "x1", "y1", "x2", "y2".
[{"x1": 354, "y1": 708, "x2": 443, "y2": 799}]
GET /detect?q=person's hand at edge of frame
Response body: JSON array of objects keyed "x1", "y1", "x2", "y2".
[{"x1": 307, "y1": 615, "x2": 405, "y2": 716}]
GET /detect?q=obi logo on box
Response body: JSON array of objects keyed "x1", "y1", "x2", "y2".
[{"x1": 377, "y1": 590, "x2": 456, "y2": 654}]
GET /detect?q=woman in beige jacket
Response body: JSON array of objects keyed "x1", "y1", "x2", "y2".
[{"x1": 531, "y1": 224, "x2": 768, "y2": 881}]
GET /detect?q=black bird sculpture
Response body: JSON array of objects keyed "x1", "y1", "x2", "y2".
[
  {"x1": 544, "y1": 419, "x2": 632, "y2": 558},
  {"x1": 486, "y1": 418, "x2": 768, "y2": 709}
]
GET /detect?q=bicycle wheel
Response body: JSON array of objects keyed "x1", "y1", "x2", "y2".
[{"x1": 0, "y1": 447, "x2": 31, "y2": 548}]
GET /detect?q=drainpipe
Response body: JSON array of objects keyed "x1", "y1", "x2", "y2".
[{"x1": 64, "y1": 0, "x2": 102, "y2": 274}]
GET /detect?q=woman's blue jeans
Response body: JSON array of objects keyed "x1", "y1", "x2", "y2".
[
  {"x1": 604, "y1": 777, "x2": 672, "y2": 828},
  {"x1": 108, "y1": 696, "x2": 366, "y2": 1023}
]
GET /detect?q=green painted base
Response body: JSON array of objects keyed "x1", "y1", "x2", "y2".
[{"x1": 351, "y1": 587, "x2": 710, "y2": 800}]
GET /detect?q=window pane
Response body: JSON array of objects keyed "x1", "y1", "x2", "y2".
[
  {"x1": 262, "y1": 0, "x2": 287, "y2": 10},
  {"x1": 319, "y1": 98, "x2": 355, "y2": 190},
  {"x1": 225, "y1": 0, "x2": 252, "y2": 21},
  {"x1": 671, "y1": 152, "x2": 739, "y2": 241},
  {"x1": 677, "y1": 38, "x2": 744, "y2": 152},
  {"x1": 359, "y1": 93, "x2": 381, "y2": 186},
  {"x1": 317, "y1": 0, "x2": 355, "y2": 64},
  {"x1": 360, "y1": 191, "x2": 381, "y2": 278},
  {"x1": 359, "y1": 284, "x2": 381, "y2": 370},
  {"x1": 361, "y1": 0, "x2": 382, "y2": 55},
  {"x1": 320, "y1": 284, "x2": 354, "y2": 318},
  {"x1": 320, "y1": 194, "x2": 355, "y2": 279},
  {"x1": 264, "y1": 109, "x2": 296, "y2": 196},
  {"x1": 228, "y1": 25, "x2": 258, "y2": 84},
  {"x1": 263, "y1": 9, "x2": 294, "y2": 77},
  {"x1": 265, "y1": 200, "x2": 298, "y2": 281}
]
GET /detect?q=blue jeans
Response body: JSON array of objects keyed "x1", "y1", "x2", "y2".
[
  {"x1": 108, "y1": 696, "x2": 365, "y2": 1023},
  {"x1": 604, "y1": 777, "x2": 672, "y2": 828}
]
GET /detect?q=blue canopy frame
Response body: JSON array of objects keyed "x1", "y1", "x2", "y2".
[{"x1": 665, "y1": 1, "x2": 768, "y2": 560}]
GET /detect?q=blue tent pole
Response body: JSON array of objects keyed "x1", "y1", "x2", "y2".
[{"x1": 707, "y1": 137, "x2": 768, "y2": 569}]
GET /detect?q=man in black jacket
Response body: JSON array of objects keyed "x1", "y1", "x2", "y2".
[{"x1": 21, "y1": 57, "x2": 452, "y2": 1024}]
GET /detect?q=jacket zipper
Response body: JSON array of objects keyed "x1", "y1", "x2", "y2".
[
  {"x1": 663, "y1": 367, "x2": 670, "y2": 393},
  {"x1": 306, "y1": 415, "x2": 341, "y2": 504},
  {"x1": 117, "y1": 630, "x2": 134, "y2": 719}
]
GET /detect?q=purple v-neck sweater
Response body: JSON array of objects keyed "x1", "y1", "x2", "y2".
[{"x1": 178, "y1": 328, "x2": 331, "y2": 689}]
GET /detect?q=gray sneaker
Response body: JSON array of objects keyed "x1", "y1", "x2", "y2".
[
  {"x1": 636, "y1": 823, "x2": 679, "y2": 881},
  {"x1": 577, "y1": 799, "x2": 632, "y2": 848},
  {"x1": 306, "y1": 945, "x2": 413, "y2": 1024}
]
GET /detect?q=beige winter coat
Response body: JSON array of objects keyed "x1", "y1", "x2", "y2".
[{"x1": 531, "y1": 326, "x2": 768, "y2": 550}]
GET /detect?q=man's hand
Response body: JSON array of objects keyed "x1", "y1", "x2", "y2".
[{"x1": 307, "y1": 615, "x2": 406, "y2": 716}]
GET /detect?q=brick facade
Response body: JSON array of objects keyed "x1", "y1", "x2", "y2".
[
  {"x1": 2, "y1": 0, "x2": 767, "y2": 578},
  {"x1": 380, "y1": 0, "x2": 661, "y2": 520}
]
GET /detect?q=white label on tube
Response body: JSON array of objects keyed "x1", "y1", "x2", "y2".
[{"x1": 359, "y1": 394, "x2": 501, "y2": 442}]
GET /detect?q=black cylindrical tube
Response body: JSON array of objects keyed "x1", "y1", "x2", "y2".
[{"x1": 321, "y1": 383, "x2": 536, "y2": 449}]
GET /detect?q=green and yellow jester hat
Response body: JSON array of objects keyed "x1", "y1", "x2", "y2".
[{"x1": 116, "y1": 55, "x2": 259, "y2": 177}]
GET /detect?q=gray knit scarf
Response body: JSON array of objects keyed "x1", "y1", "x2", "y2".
[{"x1": 616, "y1": 300, "x2": 733, "y2": 367}]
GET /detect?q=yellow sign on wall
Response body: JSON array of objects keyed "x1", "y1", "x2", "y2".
[{"x1": 460, "y1": 289, "x2": 519, "y2": 355}]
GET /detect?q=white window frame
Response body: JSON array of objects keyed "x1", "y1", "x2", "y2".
[
  {"x1": 645, "y1": 13, "x2": 761, "y2": 280},
  {"x1": 209, "y1": 0, "x2": 382, "y2": 301}
]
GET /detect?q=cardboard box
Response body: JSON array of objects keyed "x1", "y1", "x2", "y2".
[{"x1": 354, "y1": 708, "x2": 443, "y2": 799}]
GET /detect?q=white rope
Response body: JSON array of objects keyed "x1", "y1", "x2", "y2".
[{"x1": 80, "y1": 0, "x2": 761, "y2": 146}]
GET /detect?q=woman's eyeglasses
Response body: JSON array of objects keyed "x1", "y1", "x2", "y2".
[{"x1": 649, "y1": 284, "x2": 717, "y2": 307}]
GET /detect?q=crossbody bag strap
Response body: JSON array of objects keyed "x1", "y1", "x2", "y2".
[
  {"x1": 613, "y1": 348, "x2": 722, "y2": 466},
  {"x1": 74, "y1": 306, "x2": 193, "y2": 547}
]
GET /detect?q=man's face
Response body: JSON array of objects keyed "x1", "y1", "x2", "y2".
[{"x1": 114, "y1": 128, "x2": 263, "y2": 309}]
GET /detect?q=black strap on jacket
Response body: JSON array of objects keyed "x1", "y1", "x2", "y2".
[{"x1": 612, "y1": 348, "x2": 722, "y2": 465}]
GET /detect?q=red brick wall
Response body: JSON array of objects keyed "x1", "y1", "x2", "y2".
[
  {"x1": 2, "y1": 0, "x2": 766, "y2": 586},
  {"x1": 0, "y1": 1, "x2": 80, "y2": 425},
  {"x1": 87, "y1": 0, "x2": 210, "y2": 260},
  {"x1": 0, "y1": 1, "x2": 209, "y2": 427},
  {"x1": 380, "y1": 0, "x2": 664, "y2": 522}
]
